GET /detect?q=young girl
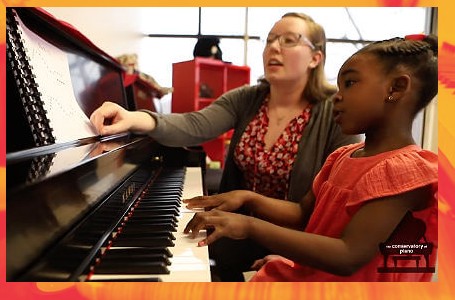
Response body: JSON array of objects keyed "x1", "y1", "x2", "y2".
[{"x1": 183, "y1": 34, "x2": 438, "y2": 281}]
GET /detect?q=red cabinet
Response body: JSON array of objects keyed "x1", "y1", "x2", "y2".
[{"x1": 172, "y1": 57, "x2": 250, "y2": 167}]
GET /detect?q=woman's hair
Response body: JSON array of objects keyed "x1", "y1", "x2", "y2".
[
  {"x1": 356, "y1": 34, "x2": 438, "y2": 113},
  {"x1": 259, "y1": 12, "x2": 337, "y2": 104}
]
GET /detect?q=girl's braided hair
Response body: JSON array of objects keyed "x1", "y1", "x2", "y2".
[{"x1": 358, "y1": 34, "x2": 438, "y2": 113}]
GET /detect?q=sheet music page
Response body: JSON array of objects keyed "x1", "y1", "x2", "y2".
[{"x1": 16, "y1": 16, "x2": 98, "y2": 143}]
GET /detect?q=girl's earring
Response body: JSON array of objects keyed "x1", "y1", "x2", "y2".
[{"x1": 386, "y1": 95, "x2": 395, "y2": 102}]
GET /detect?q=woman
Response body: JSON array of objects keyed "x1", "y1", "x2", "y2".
[{"x1": 90, "y1": 12, "x2": 359, "y2": 281}]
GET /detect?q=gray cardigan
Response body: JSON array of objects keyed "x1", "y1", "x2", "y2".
[{"x1": 147, "y1": 85, "x2": 360, "y2": 202}]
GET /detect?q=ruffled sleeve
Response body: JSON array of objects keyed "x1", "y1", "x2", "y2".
[{"x1": 347, "y1": 149, "x2": 438, "y2": 212}]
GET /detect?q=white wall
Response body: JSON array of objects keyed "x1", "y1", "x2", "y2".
[
  {"x1": 45, "y1": 8, "x2": 145, "y2": 57},
  {"x1": 44, "y1": 7, "x2": 177, "y2": 113}
]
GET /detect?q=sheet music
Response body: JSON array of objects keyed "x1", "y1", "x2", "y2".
[{"x1": 16, "y1": 16, "x2": 98, "y2": 143}]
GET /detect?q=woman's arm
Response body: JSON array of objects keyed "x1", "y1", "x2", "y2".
[
  {"x1": 144, "y1": 87, "x2": 252, "y2": 147},
  {"x1": 90, "y1": 85, "x2": 253, "y2": 145},
  {"x1": 90, "y1": 101, "x2": 156, "y2": 135}
]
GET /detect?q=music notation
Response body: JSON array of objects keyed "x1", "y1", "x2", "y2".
[{"x1": 15, "y1": 15, "x2": 98, "y2": 143}]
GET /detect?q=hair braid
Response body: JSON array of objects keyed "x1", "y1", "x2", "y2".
[{"x1": 358, "y1": 34, "x2": 438, "y2": 112}]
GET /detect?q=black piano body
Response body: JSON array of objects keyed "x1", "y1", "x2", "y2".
[{"x1": 6, "y1": 8, "x2": 208, "y2": 282}]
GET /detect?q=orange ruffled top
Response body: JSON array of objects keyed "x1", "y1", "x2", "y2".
[{"x1": 251, "y1": 143, "x2": 438, "y2": 282}]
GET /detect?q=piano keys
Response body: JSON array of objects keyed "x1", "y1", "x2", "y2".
[{"x1": 88, "y1": 167, "x2": 211, "y2": 282}]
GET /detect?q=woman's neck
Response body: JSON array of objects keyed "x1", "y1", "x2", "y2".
[{"x1": 269, "y1": 84, "x2": 306, "y2": 107}]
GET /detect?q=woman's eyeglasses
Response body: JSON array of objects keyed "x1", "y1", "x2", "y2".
[{"x1": 265, "y1": 32, "x2": 315, "y2": 50}]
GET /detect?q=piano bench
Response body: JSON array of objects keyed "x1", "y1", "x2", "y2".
[{"x1": 392, "y1": 255, "x2": 421, "y2": 268}]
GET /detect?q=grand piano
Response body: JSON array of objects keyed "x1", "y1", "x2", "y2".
[{"x1": 6, "y1": 8, "x2": 211, "y2": 282}]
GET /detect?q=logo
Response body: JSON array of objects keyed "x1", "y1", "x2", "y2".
[{"x1": 377, "y1": 211, "x2": 435, "y2": 273}]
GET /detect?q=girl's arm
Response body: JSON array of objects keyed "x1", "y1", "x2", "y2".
[
  {"x1": 184, "y1": 189, "x2": 316, "y2": 230},
  {"x1": 245, "y1": 190, "x2": 316, "y2": 230},
  {"x1": 185, "y1": 185, "x2": 431, "y2": 276}
]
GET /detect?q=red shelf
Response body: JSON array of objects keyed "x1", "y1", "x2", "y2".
[{"x1": 172, "y1": 58, "x2": 250, "y2": 168}]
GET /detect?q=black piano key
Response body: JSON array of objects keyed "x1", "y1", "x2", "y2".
[
  {"x1": 135, "y1": 202, "x2": 180, "y2": 208},
  {"x1": 148, "y1": 179, "x2": 182, "y2": 184},
  {"x1": 139, "y1": 195, "x2": 181, "y2": 200},
  {"x1": 148, "y1": 178, "x2": 182, "y2": 183},
  {"x1": 132, "y1": 205, "x2": 180, "y2": 211},
  {"x1": 122, "y1": 221, "x2": 178, "y2": 230},
  {"x1": 158, "y1": 174, "x2": 184, "y2": 178},
  {"x1": 122, "y1": 222, "x2": 177, "y2": 230},
  {"x1": 136, "y1": 200, "x2": 179, "y2": 204},
  {"x1": 105, "y1": 247, "x2": 173, "y2": 258},
  {"x1": 155, "y1": 172, "x2": 183, "y2": 177},
  {"x1": 126, "y1": 214, "x2": 178, "y2": 222},
  {"x1": 118, "y1": 231, "x2": 176, "y2": 240},
  {"x1": 154, "y1": 187, "x2": 181, "y2": 191},
  {"x1": 116, "y1": 232, "x2": 175, "y2": 241},
  {"x1": 133, "y1": 207, "x2": 180, "y2": 213},
  {"x1": 141, "y1": 194, "x2": 181, "y2": 199},
  {"x1": 146, "y1": 185, "x2": 182, "y2": 191},
  {"x1": 137, "y1": 204, "x2": 181, "y2": 210},
  {"x1": 94, "y1": 261, "x2": 170, "y2": 274},
  {"x1": 101, "y1": 253, "x2": 171, "y2": 265},
  {"x1": 135, "y1": 205, "x2": 180, "y2": 211},
  {"x1": 120, "y1": 223, "x2": 176, "y2": 233},
  {"x1": 129, "y1": 208, "x2": 180, "y2": 217},
  {"x1": 147, "y1": 185, "x2": 182, "y2": 190},
  {"x1": 144, "y1": 192, "x2": 182, "y2": 198},
  {"x1": 113, "y1": 236, "x2": 175, "y2": 247}
]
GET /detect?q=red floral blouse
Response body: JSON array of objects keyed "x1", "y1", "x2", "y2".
[{"x1": 234, "y1": 98, "x2": 311, "y2": 199}]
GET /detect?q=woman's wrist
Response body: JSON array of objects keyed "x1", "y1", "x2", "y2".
[{"x1": 130, "y1": 111, "x2": 156, "y2": 132}]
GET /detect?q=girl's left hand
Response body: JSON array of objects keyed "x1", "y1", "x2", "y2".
[{"x1": 183, "y1": 209, "x2": 253, "y2": 246}]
